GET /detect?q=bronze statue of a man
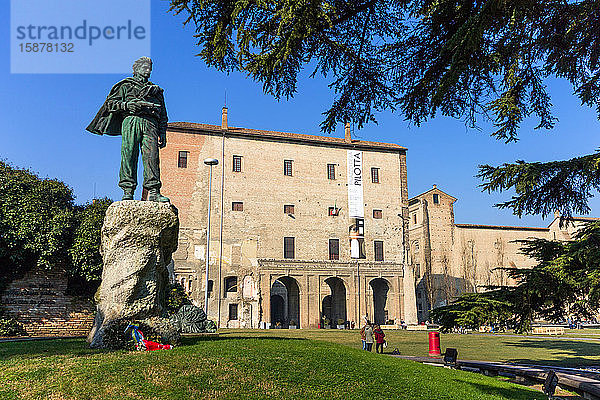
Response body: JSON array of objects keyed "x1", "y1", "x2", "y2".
[{"x1": 87, "y1": 57, "x2": 169, "y2": 202}]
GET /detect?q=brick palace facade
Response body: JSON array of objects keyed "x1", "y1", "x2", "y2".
[{"x1": 160, "y1": 109, "x2": 418, "y2": 328}]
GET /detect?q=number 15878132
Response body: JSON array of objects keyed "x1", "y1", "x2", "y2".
[{"x1": 19, "y1": 43, "x2": 74, "y2": 52}]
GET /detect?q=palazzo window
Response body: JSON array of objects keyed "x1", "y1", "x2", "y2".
[
  {"x1": 371, "y1": 167, "x2": 380, "y2": 183},
  {"x1": 284, "y1": 160, "x2": 293, "y2": 176},
  {"x1": 229, "y1": 304, "x2": 238, "y2": 320},
  {"x1": 284, "y1": 204, "x2": 295, "y2": 214},
  {"x1": 433, "y1": 193, "x2": 439, "y2": 204},
  {"x1": 178, "y1": 151, "x2": 189, "y2": 168},
  {"x1": 373, "y1": 209, "x2": 382, "y2": 219},
  {"x1": 284, "y1": 237, "x2": 295, "y2": 259},
  {"x1": 232, "y1": 202, "x2": 243, "y2": 211},
  {"x1": 224, "y1": 276, "x2": 238, "y2": 295},
  {"x1": 327, "y1": 164, "x2": 336, "y2": 180},
  {"x1": 374, "y1": 240, "x2": 384, "y2": 261},
  {"x1": 233, "y1": 155, "x2": 242, "y2": 172},
  {"x1": 329, "y1": 239, "x2": 340, "y2": 260}
]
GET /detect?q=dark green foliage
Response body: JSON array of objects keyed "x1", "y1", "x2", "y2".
[
  {"x1": 512, "y1": 221, "x2": 600, "y2": 321},
  {"x1": 169, "y1": 0, "x2": 599, "y2": 139},
  {"x1": 165, "y1": 282, "x2": 192, "y2": 314},
  {"x1": 100, "y1": 320, "x2": 137, "y2": 350},
  {"x1": 433, "y1": 221, "x2": 600, "y2": 332},
  {"x1": 0, "y1": 309, "x2": 26, "y2": 337},
  {"x1": 0, "y1": 161, "x2": 111, "y2": 298},
  {"x1": 0, "y1": 317, "x2": 24, "y2": 337},
  {"x1": 205, "y1": 320, "x2": 217, "y2": 333},
  {"x1": 479, "y1": 151, "x2": 600, "y2": 219},
  {"x1": 168, "y1": 1, "x2": 413, "y2": 132},
  {"x1": 68, "y1": 198, "x2": 112, "y2": 295},
  {"x1": 431, "y1": 293, "x2": 512, "y2": 333},
  {"x1": 0, "y1": 161, "x2": 76, "y2": 292}
]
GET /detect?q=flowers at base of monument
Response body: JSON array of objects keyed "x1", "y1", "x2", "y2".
[{"x1": 125, "y1": 324, "x2": 172, "y2": 351}]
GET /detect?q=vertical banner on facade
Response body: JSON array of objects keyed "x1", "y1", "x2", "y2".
[{"x1": 347, "y1": 150, "x2": 364, "y2": 218}]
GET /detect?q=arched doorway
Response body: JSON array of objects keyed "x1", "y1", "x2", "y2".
[
  {"x1": 270, "y1": 294, "x2": 285, "y2": 325},
  {"x1": 323, "y1": 277, "x2": 347, "y2": 326},
  {"x1": 370, "y1": 278, "x2": 390, "y2": 325},
  {"x1": 270, "y1": 276, "x2": 300, "y2": 327},
  {"x1": 321, "y1": 295, "x2": 332, "y2": 326}
]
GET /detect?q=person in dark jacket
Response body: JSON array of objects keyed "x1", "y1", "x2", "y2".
[{"x1": 374, "y1": 325, "x2": 386, "y2": 354}]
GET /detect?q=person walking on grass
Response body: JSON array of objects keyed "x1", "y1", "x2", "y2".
[
  {"x1": 374, "y1": 324, "x2": 386, "y2": 354},
  {"x1": 360, "y1": 324, "x2": 367, "y2": 350},
  {"x1": 364, "y1": 323, "x2": 374, "y2": 351}
]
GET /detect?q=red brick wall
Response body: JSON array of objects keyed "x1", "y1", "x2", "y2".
[
  {"x1": 160, "y1": 129, "x2": 207, "y2": 227},
  {"x1": 1, "y1": 267, "x2": 95, "y2": 337}
]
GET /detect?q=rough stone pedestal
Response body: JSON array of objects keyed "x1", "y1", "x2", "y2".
[{"x1": 87, "y1": 200, "x2": 179, "y2": 348}]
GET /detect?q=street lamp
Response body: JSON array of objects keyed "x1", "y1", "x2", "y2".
[
  {"x1": 203, "y1": 158, "x2": 219, "y2": 315},
  {"x1": 397, "y1": 213, "x2": 408, "y2": 270}
]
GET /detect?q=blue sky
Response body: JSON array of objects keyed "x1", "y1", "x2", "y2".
[{"x1": 1, "y1": 0, "x2": 598, "y2": 228}]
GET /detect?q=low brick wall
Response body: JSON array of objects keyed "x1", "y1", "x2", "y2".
[{"x1": 1, "y1": 267, "x2": 95, "y2": 337}]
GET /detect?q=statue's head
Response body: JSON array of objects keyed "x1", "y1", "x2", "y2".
[{"x1": 132, "y1": 57, "x2": 152, "y2": 79}]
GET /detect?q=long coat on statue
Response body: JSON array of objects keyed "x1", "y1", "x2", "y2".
[{"x1": 86, "y1": 77, "x2": 167, "y2": 137}]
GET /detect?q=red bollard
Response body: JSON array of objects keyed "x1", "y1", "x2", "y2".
[{"x1": 428, "y1": 331, "x2": 441, "y2": 357}]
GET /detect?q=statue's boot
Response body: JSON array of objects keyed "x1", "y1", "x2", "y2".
[
  {"x1": 148, "y1": 188, "x2": 170, "y2": 203},
  {"x1": 122, "y1": 189, "x2": 134, "y2": 201}
]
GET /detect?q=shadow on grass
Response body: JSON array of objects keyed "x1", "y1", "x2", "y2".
[
  {"x1": 453, "y1": 378, "x2": 545, "y2": 400},
  {"x1": 0, "y1": 335, "x2": 310, "y2": 361},
  {"x1": 181, "y1": 334, "x2": 308, "y2": 346},
  {"x1": 0, "y1": 338, "x2": 101, "y2": 361},
  {"x1": 505, "y1": 339, "x2": 600, "y2": 367}
]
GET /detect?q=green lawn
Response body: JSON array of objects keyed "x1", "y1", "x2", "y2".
[
  {"x1": 565, "y1": 328, "x2": 600, "y2": 337},
  {"x1": 220, "y1": 329, "x2": 600, "y2": 368},
  {"x1": 0, "y1": 335, "x2": 547, "y2": 400}
]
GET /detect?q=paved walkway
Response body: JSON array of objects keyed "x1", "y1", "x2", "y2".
[
  {"x1": 394, "y1": 355, "x2": 600, "y2": 399},
  {"x1": 472, "y1": 333, "x2": 600, "y2": 341}
]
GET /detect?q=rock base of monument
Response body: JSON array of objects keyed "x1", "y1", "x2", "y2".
[{"x1": 88, "y1": 200, "x2": 180, "y2": 349}]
